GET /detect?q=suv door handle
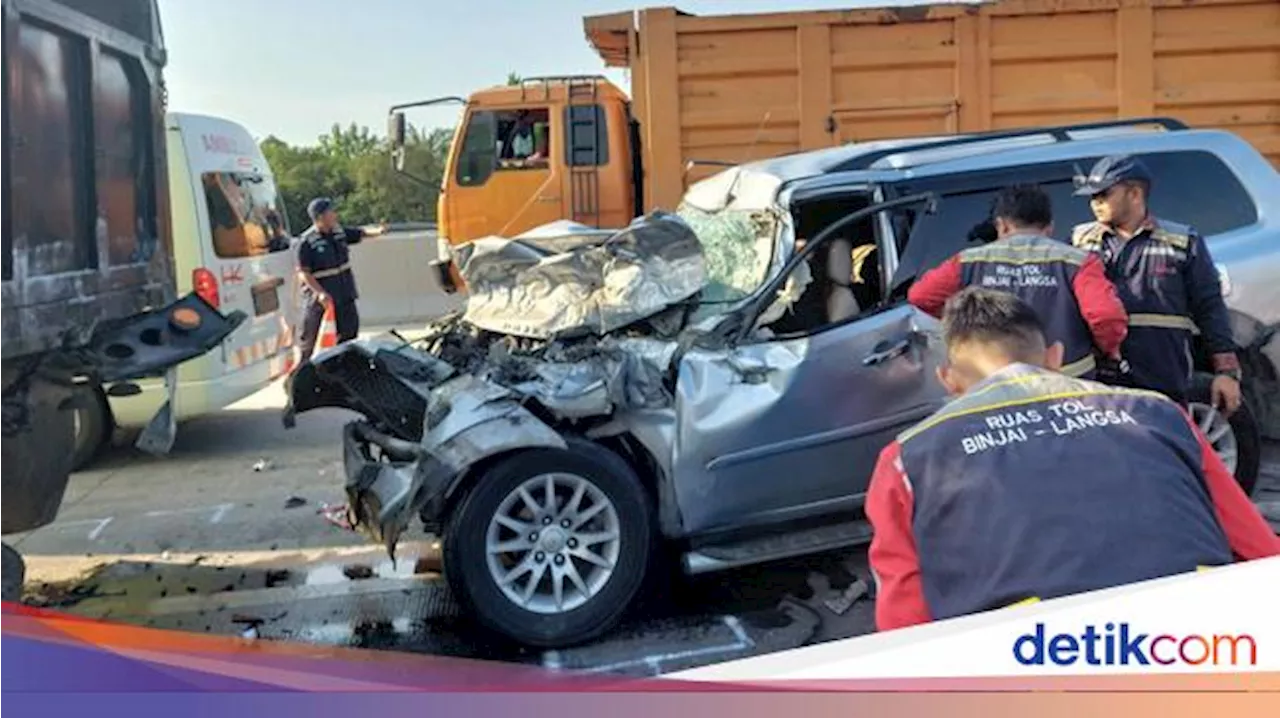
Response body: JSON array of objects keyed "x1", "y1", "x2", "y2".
[
  {"x1": 537, "y1": 195, "x2": 561, "y2": 203},
  {"x1": 863, "y1": 337, "x2": 913, "y2": 367}
]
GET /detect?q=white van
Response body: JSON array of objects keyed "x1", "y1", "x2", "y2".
[{"x1": 72, "y1": 113, "x2": 299, "y2": 468}]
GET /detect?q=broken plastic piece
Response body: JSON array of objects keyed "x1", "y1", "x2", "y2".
[
  {"x1": 823, "y1": 578, "x2": 868, "y2": 616},
  {"x1": 319, "y1": 503, "x2": 355, "y2": 531}
]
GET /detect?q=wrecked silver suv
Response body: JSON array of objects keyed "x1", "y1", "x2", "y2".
[{"x1": 285, "y1": 185, "x2": 946, "y2": 647}]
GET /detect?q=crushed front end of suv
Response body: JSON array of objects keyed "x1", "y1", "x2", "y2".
[{"x1": 285, "y1": 191, "x2": 946, "y2": 647}]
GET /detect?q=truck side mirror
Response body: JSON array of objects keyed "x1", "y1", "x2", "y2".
[{"x1": 388, "y1": 112, "x2": 407, "y2": 148}]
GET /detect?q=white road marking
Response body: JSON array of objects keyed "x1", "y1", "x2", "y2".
[
  {"x1": 47, "y1": 517, "x2": 116, "y2": 541},
  {"x1": 143, "y1": 503, "x2": 236, "y2": 524},
  {"x1": 87, "y1": 517, "x2": 113, "y2": 541}
]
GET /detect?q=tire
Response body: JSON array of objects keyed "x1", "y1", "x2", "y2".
[
  {"x1": 442, "y1": 439, "x2": 654, "y2": 648},
  {"x1": 1187, "y1": 372, "x2": 1261, "y2": 498},
  {"x1": 2, "y1": 543, "x2": 25, "y2": 603},
  {"x1": 71, "y1": 385, "x2": 110, "y2": 472},
  {"x1": 1, "y1": 375, "x2": 75, "y2": 535}
]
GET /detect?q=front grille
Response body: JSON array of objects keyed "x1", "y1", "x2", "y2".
[{"x1": 322, "y1": 352, "x2": 427, "y2": 440}]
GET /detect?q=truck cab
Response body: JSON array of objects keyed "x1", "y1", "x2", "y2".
[{"x1": 388, "y1": 76, "x2": 640, "y2": 293}]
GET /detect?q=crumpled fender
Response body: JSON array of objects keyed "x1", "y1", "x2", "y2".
[
  {"x1": 415, "y1": 376, "x2": 568, "y2": 522},
  {"x1": 341, "y1": 374, "x2": 568, "y2": 550}
]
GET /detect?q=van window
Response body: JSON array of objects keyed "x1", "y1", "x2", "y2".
[
  {"x1": 455, "y1": 107, "x2": 551, "y2": 186},
  {"x1": 202, "y1": 172, "x2": 291, "y2": 259}
]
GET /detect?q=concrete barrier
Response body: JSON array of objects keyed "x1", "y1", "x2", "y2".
[{"x1": 346, "y1": 229, "x2": 464, "y2": 326}]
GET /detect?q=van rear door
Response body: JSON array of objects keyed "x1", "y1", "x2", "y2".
[{"x1": 177, "y1": 116, "x2": 297, "y2": 379}]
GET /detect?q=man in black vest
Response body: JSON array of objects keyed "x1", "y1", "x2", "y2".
[
  {"x1": 909, "y1": 184, "x2": 1128, "y2": 379},
  {"x1": 1071, "y1": 154, "x2": 1241, "y2": 412},
  {"x1": 294, "y1": 197, "x2": 388, "y2": 366},
  {"x1": 866, "y1": 287, "x2": 1278, "y2": 632}
]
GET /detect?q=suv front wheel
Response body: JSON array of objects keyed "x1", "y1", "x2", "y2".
[
  {"x1": 442, "y1": 440, "x2": 654, "y2": 647},
  {"x1": 1186, "y1": 372, "x2": 1261, "y2": 497}
]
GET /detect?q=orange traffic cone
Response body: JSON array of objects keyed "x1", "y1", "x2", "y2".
[{"x1": 318, "y1": 301, "x2": 338, "y2": 350}]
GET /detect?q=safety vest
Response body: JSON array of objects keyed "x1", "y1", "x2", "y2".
[
  {"x1": 896, "y1": 364, "x2": 1233, "y2": 623},
  {"x1": 1071, "y1": 217, "x2": 1200, "y2": 401},
  {"x1": 957, "y1": 234, "x2": 1098, "y2": 378}
]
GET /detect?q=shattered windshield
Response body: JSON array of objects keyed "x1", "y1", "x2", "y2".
[{"x1": 676, "y1": 203, "x2": 777, "y2": 305}]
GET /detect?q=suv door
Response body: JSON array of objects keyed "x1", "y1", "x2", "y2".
[{"x1": 670, "y1": 193, "x2": 950, "y2": 536}]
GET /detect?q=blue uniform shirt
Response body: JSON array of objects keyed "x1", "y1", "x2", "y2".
[
  {"x1": 296, "y1": 225, "x2": 366, "y2": 304},
  {"x1": 1072, "y1": 216, "x2": 1235, "y2": 402}
]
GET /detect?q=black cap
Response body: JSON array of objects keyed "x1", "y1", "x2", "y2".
[
  {"x1": 307, "y1": 197, "x2": 335, "y2": 221},
  {"x1": 1073, "y1": 154, "x2": 1153, "y2": 197}
]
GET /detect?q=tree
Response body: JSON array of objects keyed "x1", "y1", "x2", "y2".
[
  {"x1": 506, "y1": 71, "x2": 522, "y2": 86},
  {"x1": 258, "y1": 121, "x2": 452, "y2": 232}
]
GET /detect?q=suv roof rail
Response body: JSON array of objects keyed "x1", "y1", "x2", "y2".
[{"x1": 831, "y1": 116, "x2": 1189, "y2": 172}]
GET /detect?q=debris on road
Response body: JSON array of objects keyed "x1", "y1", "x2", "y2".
[
  {"x1": 318, "y1": 503, "x2": 354, "y2": 531},
  {"x1": 253, "y1": 459, "x2": 273, "y2": 472},
  {"x1": 824, "y1": 578, "x2": 869, "y2": 616},
  {"x1": 283, "y1": 496, "x2": 308, "y2": 509}
]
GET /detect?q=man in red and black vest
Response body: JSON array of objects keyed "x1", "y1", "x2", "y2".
[
  {"x1": 908, "y1": 184, "x2": 1128, "y2": 379},
  {"x1": 866, "y1": 287, "x2": 1278, "y2": 632}
]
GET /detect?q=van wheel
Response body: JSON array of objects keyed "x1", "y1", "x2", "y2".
[
  {"x1": 442, "y1": 441, "x2": 653, "y2": 648},
  {"x1": 1187, "y1": 372, "x2": 1260, "y2": 497},
  {"x1": 71, "y1": 385, "x2": 110, "y2": 472}
]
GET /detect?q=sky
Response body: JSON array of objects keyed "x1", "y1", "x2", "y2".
[{"x1": 156, "y1": 0, "x2": 957, "y2": 146}]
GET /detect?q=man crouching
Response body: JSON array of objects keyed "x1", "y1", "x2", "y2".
[{"x1": 865, "y1": 287, "x2": 1278, "y2": 631}]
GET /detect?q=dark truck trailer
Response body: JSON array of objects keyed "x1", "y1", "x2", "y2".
[{"x1": 1, "y1": 0, "x2": 244, "y2": 599}]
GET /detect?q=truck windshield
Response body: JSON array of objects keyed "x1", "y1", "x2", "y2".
[
  {"x1": 202, "y1": 172, "x2": 292, "y2": 259},
  {"x1": 455, "y1": 107, "x2": 552, "y2": 186},
  {"x1": 677, "y1": 203, "x2": 777, "y2": 305}
]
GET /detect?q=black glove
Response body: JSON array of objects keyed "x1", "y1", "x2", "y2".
[{"x1": 1095, "y1": 354, "x2": 1132, "y2": 386}]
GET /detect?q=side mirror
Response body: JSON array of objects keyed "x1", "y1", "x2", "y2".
[
  {"x1": 388, "y1": 112, "x2": 408, "y2": 173},
  {"x1": 388, "y1": 112, "x2": 407, "y2": 148}
]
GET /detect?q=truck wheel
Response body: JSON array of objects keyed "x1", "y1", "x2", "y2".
[
  {"x1": 71, "y1": 385, "x2": 110, "y2": 472},
  {"x1": 1187, "y1": 372, "x2": 1261, "y2": 497},
  {"x1": 1, "y1": 376, "x2": 76, "y2": 535},
  {"x1": 442, "y1": 441, "x2": 653, "y2": 648},
  {"x1": 2, "y1": 543, "x2": 25, "y2": 603}
]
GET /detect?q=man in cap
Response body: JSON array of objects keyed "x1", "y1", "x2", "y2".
[
  {"x1": 294, "y1": 197, "x2": 388, "y2": 366},
  {"x1": 1070, "y1": 155, "x2": 1242, "y2": 413},
  {"x1": 865, "y1": 287, "x2": 1278, "y2": 632},
  {"x1": 908, "y1": 184, "x2": 1128, "y2": 378}
]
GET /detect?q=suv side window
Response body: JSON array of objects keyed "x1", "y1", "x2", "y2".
[
  {"x1": 1132, "y1": 150, "x2": 1258, "y2": 236},
  {"x1": 883, "y1": 149, "x2": 1257, "y2": 295},
  {"x1": 886, "y1": 165, "x2": 1090, "y2": 295}
]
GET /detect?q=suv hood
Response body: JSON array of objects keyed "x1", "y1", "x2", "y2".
[
  {"x1": 453, "y1": 211, "x2": 706, "y2": 340},
  {"x1": 285, "y1": 211, "x2": 713, "y2": 447}
]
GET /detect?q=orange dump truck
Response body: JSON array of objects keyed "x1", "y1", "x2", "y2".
[{"x1": 387, "y1": 0, "x2": 1280, "y2": 292}]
